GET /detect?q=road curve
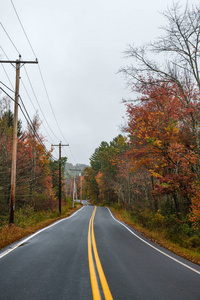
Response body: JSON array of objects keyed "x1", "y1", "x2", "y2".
[{"x1": 0, "y1": 205, "x2": 199, "y2": 299}]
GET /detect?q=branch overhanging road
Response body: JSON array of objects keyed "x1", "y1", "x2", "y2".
[{"x1": 0, "y1": 202, "x2": 200, "y2": 300}]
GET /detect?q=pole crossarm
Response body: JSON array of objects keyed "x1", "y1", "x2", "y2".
[
  {"x1": 0, "y1": 60, "x2": 38, "y2": 64},
  {"x1": 52, "y1": 144, "x2": 69, "y2": 147}
]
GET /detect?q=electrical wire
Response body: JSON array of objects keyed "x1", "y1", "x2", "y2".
[
  {"x1": 23, "y1": 66, "x2": 60, "y2": 142},
  {"x1": 20, "y1": 77, "x2": 59, "y2": 158},
  {"x1": 0, "y1": 46, "x2": 59, "y2": 158},
  {"x1": 19, "y1": 97, "x2": 45, "y2": 146},
  {"x1": 66, "y1": 146, "x2": 77, "y2": 166},
  {"x1": 10, "y1": 0, "x2": 36, "y2": 58},
  {"x1": 37, "y1": 64, "x2": 69, "y2": 144},
  {"x1": 2, "y1": 6, "x2": 77, "y2": 165},
  {"x1": 0, "y1": 87, "x2": 17, "y2": 104},
  {"x1": 19, "y1": 103, "x2": 58, "y2": 161},
  {"x1": 0, "y1": 22, "x2": 20, "y2": 56},
  {"x1": 0, "y1": 46, "x2": 11, "y2": 60},
  {"x1": 0, "y1": 46, "x2": 16, "y2": 90},
  {"x1": 0, "y1": 81, "x2": 14, "y2": 93},
  {"x1": 21, "y1": 79, "x2": 37, "y2": 111},
  {"x1": 20, "y1": 75, "x2": 58, "y2": 157},
  {"x1": 10, "y1": 1, "x2": 72, "y2": 149},
  {"x1": 0, "y1": 48, "x2": 55, "y2": 153},
  {"x1": 1, "y1": 64, "x2": 14, "y2": 89},
  {"x1": 0, "y1": 52, "x2": 59, "y2": 158},
  {"x1": 0, "y1": 28, "x2": 60, "y2": 147},
  {"x1": 0, "y1": 86, "x2": 55, "y2": 159}
]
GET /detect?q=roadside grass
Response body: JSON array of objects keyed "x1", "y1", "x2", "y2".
[
  {"x1": 111, "y1": 207, "x2": 200, "y2": 266},
  {"x1": 0, "y1": 202, "x2": 81, "y2": 251}
]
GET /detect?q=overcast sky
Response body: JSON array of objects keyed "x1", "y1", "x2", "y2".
[{"x1": 0, "y1": 0, "x2": 199, "y2": 165}]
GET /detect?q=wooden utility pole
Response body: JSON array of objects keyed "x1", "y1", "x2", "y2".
[
  {"x1": 69, "y1": 169, "x2": 81, "y2": 207},
  {"x1": 0, "y1": 56, "x2": 38, "y2": 224},
  {"x1": 79, "y1": 172, "x2": 82, "y2": 205},
  {"x1": 9, "y1": 58, "x2": 20, "y2": 224},
  {"x1": 73, "y1": 173, "x2": 76, "y2": 208},
  {"x1": 52, "y1": 142, "x2": 69, "y2": 213}
]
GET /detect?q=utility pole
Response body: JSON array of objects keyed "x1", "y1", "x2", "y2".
[
  {"x1": 52, "y1": 142, "x2": 69, "y2": 213},
  {"x1": 79, "y1": 172, "x2": 82, "y2": 205},
  {"x1": 69, "y1": 169, "x2": 81, "y2": 207},
  {"x1": 73, "y1": 173, "x2": 76, "y2": 208},
  {"x1": 0, "y1": 56, "x2": 38, "y2": 224}
]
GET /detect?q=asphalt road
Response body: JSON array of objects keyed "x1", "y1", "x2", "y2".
[{"x1": 0, "y1": 203, "x2": 200, "y2": 300}]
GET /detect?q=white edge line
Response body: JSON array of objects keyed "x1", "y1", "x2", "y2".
[
  {"x1": 107, "y1": 208, "x2": 200, "y2": 275},
  {"x1": 0, "y1": 206, "x2": 85, "y2": 259}
]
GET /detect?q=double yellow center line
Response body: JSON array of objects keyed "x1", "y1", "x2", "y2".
[{"x1": 88, "y1": 206, "x2": 113, "y2": 300}]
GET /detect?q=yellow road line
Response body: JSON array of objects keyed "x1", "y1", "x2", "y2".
[
  {"x1": 88, "y1": 206, "x2": 113, "y2": 300},
  {"x1": 88, "y1": 208, "x2": 101, "y2": 300},
  {"x1": 91, "y1": 209, "x2": 113, "y2": 300}
]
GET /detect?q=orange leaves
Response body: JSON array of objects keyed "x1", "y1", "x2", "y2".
[
  {"x1": 190, "y1": 192, "x2": 200, "y2": 226},
  {"x1": 149, "y1": 170, "x2": 163, "y2": 179},
  {"x1": 124, "y1": 79, "x2": 200, "y2": 219},
  {"x1": 126, "y1": 81, "x2": 198, "y2": 176}
]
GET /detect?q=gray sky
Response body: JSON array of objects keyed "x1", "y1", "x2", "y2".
[{"x1": 0, "y1": 0, "x2": 199, "y2": 165}]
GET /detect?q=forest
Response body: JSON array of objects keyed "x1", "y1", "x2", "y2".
[{"x1": 0, "y1": 96, "x2": 68, "y2": 225}]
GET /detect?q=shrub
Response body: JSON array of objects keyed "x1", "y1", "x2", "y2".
[{"x1": 149, "y1": 210, "x2": 165, "y2": 229}]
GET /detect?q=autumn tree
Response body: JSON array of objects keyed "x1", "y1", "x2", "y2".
[
  {"x1": 90, "y1": 141, "x2": 115, "y2": 203},
  {"x1": 0, "y1": 98, "x2": 59, "y2": 218},
  {"x1": 86, "y1": 135, "x2": 128, "y2": 204},
  {"x1": 49, "y1": 156, "x2": 68, "y2": 201},
  {"x1": 125, "y1": 82, "x2": 198, "y2": 215},
  {"x1": 83, "y1": 166, "x2": 99, "y2": 202},
  {"x1": 12, "y1": 112, "x2": 56, "y2": 211},
  {"x1": 120, "y1": 2, "x2": 200, "y2": 169},
  {"x1": 0, "y1": 98, "x2": 23, "y2": 214}
]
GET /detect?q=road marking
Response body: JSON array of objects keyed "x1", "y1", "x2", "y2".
[
  {"x1": 88, "y1": 207, "x2": 113, "y2": 300},
  {"x1": 88, "y1": 207, "x2": 101, "y2": 300},
  {"x1": 0, "y1": 206, "x2": 85, "y2": 259},
  {"x1": 91, "y1": 208, "x2": 113, "y2": 300},
  {"x1": 107, "y1": 208, "x2": 200, "y2": 275}
]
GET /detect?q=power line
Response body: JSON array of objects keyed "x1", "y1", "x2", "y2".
[
  {"x1": 0, "y1": 87, "x2": 17, "y2": 104},
  {"x1": 21, "y1": 79, "x2": 37, "y2": 111},
  {"x1": 0, "y1": 27, "x2": 59, "y2": 145},
  {"x1": 10, "y1": 0, "x2": 37, "y2": 59},
  {"x1": 19, "y1": 97, "x2": 44, "y2": 145},
  {"x1": 10, "y1": 0, "x2": 62, "y2": 133},
  {"x1": 10, "y1": 1, "x2": 71, "y2": 147},
  {"x1": 19, "y1": 96, "x2": 58, "y2": 161},
  {"x1": 0, "y1": 78, "x2": 59, "y2": 158},
  {"x1": 20, "y1": 77, "x2": 59, "y2": 158},
  {"x1": 0, "y1": 46, "x2": 16, "y2": 90},
  {"x1": 0, "y1": 49, "x2": 58, "y2": 156},
  {"x1": 3, "y1": 5, "x2": 77, "y2": 164},
  {"x1": 23, "y1": 66, "x2": 60, "y2": 142},
  {"x1": 0, "y1": 22, "x2": 20, "y2": 56},
  {"x1": 0, "y1": 46, "x2": 11, "y2": 61},
  {"x1": 1, "y1": 64, "x2": 14, "y2": 89},
  {"x1": 37, "y1": 64, "x2": 69, "y2": 144},
  {"x1": 0, "y1": 86, "x2": 52, "y2": 158},
  {"x1": 0, "y1": 47, "x2": 59, "y2": 157},
  {"x1": 69, "y1": 146, "x2": 77, "y2": 165},
  {"x1": 0, "y1": 81, "x2": 14, "y2": 93},
  {"x1": 20, "y1": 107, "x2": 55, "y2": 160}
]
